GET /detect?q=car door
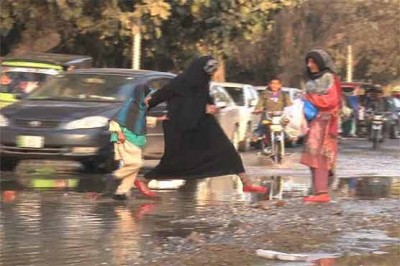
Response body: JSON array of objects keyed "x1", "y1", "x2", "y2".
[
  {"x1": 142, "y1": 77, "x2": 172, "y2": 159},
  {"x1": 226, "y1": 85, "x2": 249, "y2": 144},
  {"x1": 210, "y1": 85, "x2": 239, "y2": 141},
  {"x1": 247, "y1": 86, "x2": 261, "y2": 131}
]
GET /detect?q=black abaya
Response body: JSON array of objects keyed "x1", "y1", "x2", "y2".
[{"x1": 144, "y1": 56, "x2": 245, "y2": 180}]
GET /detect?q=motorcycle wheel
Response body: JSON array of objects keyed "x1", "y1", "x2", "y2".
[
  {"x1": 276, "y1": 141, "x2": 283, "y2": 163},
  {"x1": 271, "y1": 139, "x2": 282, "y2": 164}
]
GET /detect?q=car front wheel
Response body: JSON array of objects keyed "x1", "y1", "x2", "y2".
[
  {"x1": 0, "y1": 158, "x2": 18, "y2": 172},
  {"x1": 238, "y1": 123, "x2": 251, "y2": 152},
  {"x1": 231, "y1": 125, "x2": 240, "y2": 150},
  {"x1": 82, "y1": 153, "x2": 118, "y2": 173}
]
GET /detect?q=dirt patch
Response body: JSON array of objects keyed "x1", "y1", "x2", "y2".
[
  {"x1": 386, "y1": 225, "x2": 400, "y2": 238},
  {"x1": 144, "y1": 198, "x2": 400, "y2": 265}
]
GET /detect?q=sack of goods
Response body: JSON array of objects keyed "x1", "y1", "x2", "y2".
[{"x1": 283, "y1": 99, "x2": 308, "y2": 139}]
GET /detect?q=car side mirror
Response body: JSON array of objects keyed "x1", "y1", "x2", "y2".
[{"x1": 216, "y1": 101, "x2": 228, "y2": 108}]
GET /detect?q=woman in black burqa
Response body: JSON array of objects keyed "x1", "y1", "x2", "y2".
[{"x1": 144, "y1": 55, "x2": 267, "y2": 193}]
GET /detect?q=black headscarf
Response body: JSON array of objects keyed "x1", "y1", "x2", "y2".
[
  {"x1": 305, "y1": 49, "x2": 336, "y2": 80},
  {"x1": 113, "y1": 83, "x2": 150, "y2": 135},
  {"x1": 171, "y1": 55, "x2": 217, "y2": 95}
]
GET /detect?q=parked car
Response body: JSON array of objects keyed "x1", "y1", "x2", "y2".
[
  {"x1": 0, "y1": 68, "x2": 174, "y2": 172},
  {"x1": 0, "y1": 69, "x2": 241, "y2": 172},
  {"x1": 211, "y1": 82, "x2": 258, "y2": 151},
  {"x1": 209, "y1": 83, "x2": 242, "y2": 149},
  {"x1": 0, "y1": 53, "x2": 92, "y2": 108},
  {"x1": 255, "y1": 86, "x2": 302, "y2": 103}
]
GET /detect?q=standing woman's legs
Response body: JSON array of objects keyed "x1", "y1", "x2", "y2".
[
  {"x1": 304, "y1": 164, "x2": 330, "y2": 202},
  {"x1": 312, "y1": 166, "x2": 329, "y2": 194}
]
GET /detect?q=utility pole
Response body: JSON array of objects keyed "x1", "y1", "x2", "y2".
[
  {"x1": 346, "y1": 44, "x2": 353, "y2": 82},
  {"x1": 131, "y1": 23, "x2": 141, "y2": 70}
]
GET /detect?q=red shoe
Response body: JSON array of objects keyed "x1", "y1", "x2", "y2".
[
  {"x1": 134, "y1": 180, "x2": 159, "y2": 198},
  {"x1": 303, "y1": 193, "x2": 331, "y2": 203},
  {"x1": 243, "y1": 185, "x2": 268, "y2": 194}
]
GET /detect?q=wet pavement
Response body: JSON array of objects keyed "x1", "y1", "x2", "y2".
[{"x1": 1, "y1": 137, "x2": 400, "y2": 265}]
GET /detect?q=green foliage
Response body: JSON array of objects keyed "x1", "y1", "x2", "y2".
[
  {"x1": 1, "y1": 0, "x2": 291, "y2": 69},
  {"x1": 1, "y1": 0, "x2": 395, "y2": 85},
  {"x1": 0, "y1": 0, "x2": 172, "y2": 66},
  {"x1": 270, "y1": 0, "x2": 399, "y2": 86}
]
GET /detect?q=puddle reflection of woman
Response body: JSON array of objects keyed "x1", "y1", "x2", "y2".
[
  {"x1": 144, "y1": 56, "x2": 267, "y2": 194},
  {"x1": 301, "y1": 49, "x2": 341, "y2": 203}
]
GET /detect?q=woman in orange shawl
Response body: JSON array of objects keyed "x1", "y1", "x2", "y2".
[{"x1": 301, "y1": 49, "x2": 341, "y2": 203}]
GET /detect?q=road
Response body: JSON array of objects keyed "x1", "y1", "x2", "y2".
[{"x1": 1, "y1": 137, "x2": 399, "y2": 265}]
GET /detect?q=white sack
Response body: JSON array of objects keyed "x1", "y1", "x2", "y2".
[{"x1": 283, "y1": 99, "x2": 308, "y2": 139}]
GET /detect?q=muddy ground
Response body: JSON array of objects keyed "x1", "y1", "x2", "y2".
[{"x1": 145, "y1": 193, "x2": 400, "y2": 266}]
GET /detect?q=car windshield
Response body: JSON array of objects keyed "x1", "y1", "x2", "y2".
[
  {"x1": 0, "y1": 71, "x2": 50, "y2": 95},
  {"x1": 27, "y1": 74, "x2": 136, "y2": 102},
  {"x1": 224, "y1": 87, "x2": 245, "y2": 106}
]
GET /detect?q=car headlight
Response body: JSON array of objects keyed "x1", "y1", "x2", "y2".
[
  {"x1": 64, "y1": 116, "x2": 109, "y2": 130},
  {"x1": 0, "y1": 114, "x2": 9, "y2": 127}
]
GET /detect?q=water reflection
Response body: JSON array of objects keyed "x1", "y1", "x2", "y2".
[
  {"x1": 338, "y1": 176, "x2": 400, "y2": 199},
  {"x1": 2, "y1": 174, "x2": 399, "y2": 202}
]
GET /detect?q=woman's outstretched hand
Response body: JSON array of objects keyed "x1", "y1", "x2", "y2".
[
  {"x1": 206, "y1": 104, "x2": 218, "y2": 115},
  {"x1": 157, "y1": 115, "x2": 169, "y2": 121},
  {"x1": 144, "y1": 96, "x2": 152, "y2": 107}
]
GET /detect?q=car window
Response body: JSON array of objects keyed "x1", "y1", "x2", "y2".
[
  {"x1": 0, "y1": 71, "x2": 50, "y2": 95},
  {"x1": 249, "y1": 87, "x2": 258, "y2": 100},
  {"x1": 210, "y1": 85, "x2": 233, "y2": 105},
  {"x1": 27, "y1": 73, "x2": 136, "y2": 102},
  {"x1": 147, "y1": 78, "x2": 171, "y2": 91},
  {"x1": 146, "y1": 77, "x2": 173, "y2": 107},
  {"x1": 243, "y1": 86, "x2": 253, "y2": 102},
  {"x1": 224, "y1": 86, "x2": 245, "y2": 106}
]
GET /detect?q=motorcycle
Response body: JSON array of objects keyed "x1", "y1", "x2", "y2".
[
  {"x1": 367, "y1": 111, "x2": 389, "y2": 149},
  {"x1": 356, "y1": 105, "x2": 369, "y2": 137},
  {"x1": 260, "y1": 111, "x2": 285, "y2": 163}
]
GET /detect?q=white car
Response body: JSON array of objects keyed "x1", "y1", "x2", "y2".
[
  {"x1": 211, "y1": 82, "x2": 259, "y2": 151},
  {"x1": 255, "y1": 86, "x2": 302, "y2": 102},
  {"x1": 208, "y1": 83, "x2": 242, "y2": 149}
]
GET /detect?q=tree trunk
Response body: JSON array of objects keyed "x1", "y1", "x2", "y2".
[{"x1": 213, "y1": 56, "x2": 225, "y2": 82}]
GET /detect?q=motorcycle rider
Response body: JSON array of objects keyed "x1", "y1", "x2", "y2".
[{"x1": 252, "y1": 77, "x2": 292, "y2": 154}]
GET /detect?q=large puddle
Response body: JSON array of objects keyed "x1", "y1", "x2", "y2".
[{"x1": 1, "y1": 168, "x2": 399, "y2": 265}]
